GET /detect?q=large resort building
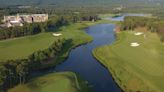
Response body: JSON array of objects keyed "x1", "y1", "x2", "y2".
[{"x1": 1, "y1": 14, "x2": 48, "y2": 28}]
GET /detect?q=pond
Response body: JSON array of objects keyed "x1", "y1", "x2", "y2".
[{"x1": 104, "y1": 13, "x2": 151, "y2": 21}]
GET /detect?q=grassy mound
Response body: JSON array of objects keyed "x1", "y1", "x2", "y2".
[
  {"x1": 8, "y1": 72, "x2": 90, "y2": 92},
  {"x1": 93, "y1": 29, "x2": 164, "y2": 92}
]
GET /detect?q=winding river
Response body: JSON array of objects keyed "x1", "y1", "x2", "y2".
[
  {"x1": 54, "y1": 24, "x2": 121, "y2": 92},
  {"x1": 53, "y1": 14, "x2": 149, "y2": 92},
  {"x1": 34, "y1": 14, "x2": 148, "y2": 92}
]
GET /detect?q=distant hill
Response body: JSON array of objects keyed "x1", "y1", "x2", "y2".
[{"x1": 0, "y1": 0, "x2": 164, "y2": 7}]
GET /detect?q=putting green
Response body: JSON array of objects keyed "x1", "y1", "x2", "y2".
[
  {"x1": 93, "y1": 30, "x2": 164, "y2": 92},
  {"x1": 8, "y1": 72, "x2": 89, "y2": 92}
]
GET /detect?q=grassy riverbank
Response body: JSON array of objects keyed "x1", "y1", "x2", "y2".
[
  {"x1": 93, "y1": 28, "x2": 164, "y2": 92},
  {"x1": 2, "y1": 20, "x2": 114, "y2": 92},
  {"x1": 0, "y1": 20, "x2": 115, "y2": 61},
  {"x1": 8, "y1": 72, "x2": 90, "y2": 92}
]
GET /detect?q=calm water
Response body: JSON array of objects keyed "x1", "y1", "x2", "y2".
[
  {"x1": 104, "y1": 13, "x2": 150, "y2": 21},
  {"x1": 32, "y1": 14, "x2": 148, "y2": 92},
  {"x1": 54, "y1": 24, "x2": 121, "y2": 92}
]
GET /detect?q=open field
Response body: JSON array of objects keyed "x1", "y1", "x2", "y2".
[
  {"x1": 93, "y1": 28, "x2": 164, "y2": 92},
  {"x1": 8, "y1": 72, "x2": 90, "y2": 92}
]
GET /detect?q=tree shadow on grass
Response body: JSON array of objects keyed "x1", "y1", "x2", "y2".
[{"x1": 29, "y1": 39, "x2": 74, "y2": 78}]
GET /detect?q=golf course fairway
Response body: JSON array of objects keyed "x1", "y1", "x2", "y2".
[
  {"x1": 0, "y1": 22, "x2": 95, "y2": 61},
  {"x1": 93, "y1": 28, "x2": 164, "y2": 92},
  {"x1": 8, "y1": 72, "x2": 90, "y2": 92}
]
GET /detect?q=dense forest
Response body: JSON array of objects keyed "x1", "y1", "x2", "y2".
[
  {"x1": 1, "y1": 0, "x2": 164, "y2": 17},
  {"x1": 0, "y1": 0, "x2": 164, "y2": 8}
]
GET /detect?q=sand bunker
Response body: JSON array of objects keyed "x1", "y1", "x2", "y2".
[
  {"x1": 131, "y1": 42, "x2": 140, "y2": 47},
  {"x1": 53, "y1": 33, "x2": 62, "y2": 37},
  {"x1": 134, "y1": 32, "x2": 143, "y2": 36}
]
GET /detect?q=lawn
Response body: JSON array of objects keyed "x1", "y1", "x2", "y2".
[
  {"x1": 93, "y1": 28, "x2": 164, "y2": 92},
  {"x1": 0, "y1": 22, "x2": 96, "y2": 61},
  {"x1": 0, "y1": 33, "x2": 55, "y2": 61},
  {"x1": 8, "y1": 72, "x2": 90, "y2": 92}
]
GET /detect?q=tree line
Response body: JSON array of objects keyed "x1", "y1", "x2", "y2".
[
  {"x1": 121, "y1": 16, "x2": 164, "y2": 42},
  {"x1": 0, "y1": 15, "x2": 69, "y2": 40},
  {"x1": 0, "y1": 13, "x2": 100, "y2": 40},
  {"x1": 0, "y1": 38, "x2": 69, "y2": 92}
]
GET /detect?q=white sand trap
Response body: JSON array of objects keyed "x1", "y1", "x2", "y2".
[
  {"x1": 53, "y1": 33, "x2": 62, "y2": 37},
  {"x1": 134, "y1": 32, "x2": 143, "y2": 36},
  {"x1": 130, "y1": 42, "x2": 140, "y2": 47}
]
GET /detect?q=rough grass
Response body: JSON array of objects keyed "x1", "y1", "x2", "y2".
[
  {"x1": 8, "y1": 72, "x2": 90, "y2": 92},
  {"x1": 93, "y1": 29, "x2": 164, "y2": 92}
]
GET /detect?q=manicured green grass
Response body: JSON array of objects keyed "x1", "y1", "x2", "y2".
[
  {"x1": 2, "y1": 21, "x2": 106, "y2": 92},
  {"x1": 0, "y1": 33, "x2": 55, "y2": 61},
  {"x1": 93, "y1": 29, "x2": 164, "y2": 92},
  {"x1": 0, "y1": 20, "x2": 115, "y2": 61},
  {"x1": 8, "y1": 72, "x2": 90, "y2": 92},
  {"x1": 0, "y1": 22, "x2": 96, "y2": 61}
]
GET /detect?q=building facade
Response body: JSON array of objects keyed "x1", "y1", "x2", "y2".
[{"x1": 2, "y1": 14, "x2": 48, "y2": 27}]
